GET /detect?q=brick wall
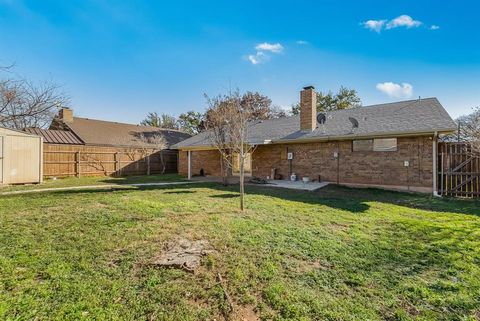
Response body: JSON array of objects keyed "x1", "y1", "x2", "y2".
[
  {"x1": 253, "y1": 136, "x2": 434, "y2": 192},
  {"x1": 179, "y1": 136, "x2": 434, "y2": 192},
  {"x1": 178, "y1": 150, "x2": 222, "y2": 177}
]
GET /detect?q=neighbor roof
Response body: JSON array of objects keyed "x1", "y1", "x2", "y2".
[
  {"x1": 173, "y1": 98, "x2": 457, "y2": 149},
  {"x1": 60, "y1": 117, "x2": 192, "y2": 148},
  {"x1": 24, "y1": 128, "x2": 84, "y2": 145}
]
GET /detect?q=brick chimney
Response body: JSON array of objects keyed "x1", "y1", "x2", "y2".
[
  {"x1": 300, "y1": 86, "x2": 317, "y2": 131},
  {"x1": 59, "y1": 107, "x2": 73, "y2": 123}
]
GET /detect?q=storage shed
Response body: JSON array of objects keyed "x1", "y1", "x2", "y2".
[{"x1": 0, "y1": 127, "x2": 43, "y2": 185}]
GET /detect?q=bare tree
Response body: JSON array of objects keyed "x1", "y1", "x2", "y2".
[
  {"x1": 0, "y1": 67, "x2": 69, "y2": 129},
  {"x1": 457, "y1": 107, "x2": 480, "y2": 155},
  {"x1": 137, "y1": 132, "x2": 168, "y2": 174},
  {"x1": 205, "y1": 91, "x2": 257, "y2": 211},
  {"x1": 81, "y1": 154, "x2": 109, "y2": 176}
]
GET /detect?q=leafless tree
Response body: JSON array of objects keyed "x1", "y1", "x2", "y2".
[
  {"x1": 205, "y1": 91, "x2": 257, "y2": 211},
  {"x1": 81, "y1": 154, "x2": 109, "y2": 176},
  {"x1": 137, "y1": 132, "x2": 168, "y2": 174},
  {"x1": 457, "y1": 107, "x2": 480, "y2": 155},
  {"x1": 0, "y1": 66, "x2": 69, "y2": 129}
]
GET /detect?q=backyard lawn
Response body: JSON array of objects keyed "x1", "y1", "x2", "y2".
[
  {"x1": 0, "y1": 181, "x2": 479, "y2": 320},
  {"x1": 0, "y1": 174, "x2": 185, "y2": 193}
]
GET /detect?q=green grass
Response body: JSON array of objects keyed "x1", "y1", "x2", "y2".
[
  {"x1": 0, "y1": 182, "x2": 479, "y2": 320},
  {"x1": 0, "y1": 174, "x2": 185, "y2": 192}
]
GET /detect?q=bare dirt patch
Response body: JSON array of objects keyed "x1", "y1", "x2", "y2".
[
  {"x1": 297, "y1": 260, "x2": 335, "y2": 273},
  {"x1": 151, "y1": 238, "x2": 214, "y2": 273},
  {"x1": 233, "y1": 305, "x2": 261, "y2": 321}
]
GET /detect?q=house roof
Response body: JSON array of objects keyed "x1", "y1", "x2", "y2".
[
  {"x1": 62, "y1": 117, "x2": 191, "y2": 148},
  {"x1": 173, "y1": 98, "x2": 457, "y2": 149},
  {"x1": 24, "y1": 127, "x2": 84, "y2": 145}
]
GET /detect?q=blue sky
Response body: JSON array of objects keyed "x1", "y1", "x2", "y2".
[{"x1": 1, "y1": 0, "x2": 479, "y2": 123}]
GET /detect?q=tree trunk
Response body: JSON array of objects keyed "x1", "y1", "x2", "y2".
[
  {"x1": 239, "y1": 148, "x2": 245, "y2": 211},
  {"x1": 159, "y1": 151, "x2": 166, "y2": 174},
  {"x1": 220, "y1": 156, "x2": 228, "y2": 186}
]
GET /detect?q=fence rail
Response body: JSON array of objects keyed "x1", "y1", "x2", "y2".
[
  {"x1": 438, "y1": 142, "x2": 480, "y2": 198},
  {"x1": 43, "y1": 145, "x2": 178, "y2": 177}
]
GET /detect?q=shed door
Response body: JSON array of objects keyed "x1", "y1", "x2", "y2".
[
  {"x1": 0, "y1": 136, "x2": 3, "y2": 184},
  {"x1": 4, "y1": 136, "x2": 41, "y2": 184}
]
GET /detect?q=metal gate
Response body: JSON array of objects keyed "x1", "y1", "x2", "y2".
[{"x1": 438, "y1": 142, "x2": 480, "y2": 197}]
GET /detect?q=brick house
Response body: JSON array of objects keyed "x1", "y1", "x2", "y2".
[{"x1": 173, "y1": 87, "x2": 457, "y2": 194}]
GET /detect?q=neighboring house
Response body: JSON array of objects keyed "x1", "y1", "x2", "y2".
[
  {"x1": 173, "y1": 86, "x2": 457, "y2": 194},
  {"x1": 25, "y1": 108, "x2": 191, "y2": 177}
]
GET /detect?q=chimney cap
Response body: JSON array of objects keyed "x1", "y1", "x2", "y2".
[{"x1": 303, "y1": 85, "x2": 315, "y2": 90}]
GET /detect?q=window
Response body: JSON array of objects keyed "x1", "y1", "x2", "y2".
[
  {"x1": 352, "y1": 138, "x2": 397, "y2": 152},
  {"x1": 232, "y1": 152, "x2": 252, "y2": 176},
  {"x1": 352, "y1": 139, "x2": 373, "y2": 152},
  {"x1": 373, "y1": 138, "x2": 397, "y2": 151}
]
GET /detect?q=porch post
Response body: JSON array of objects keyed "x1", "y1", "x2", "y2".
[{"x1": 187, "y1": 150, "x2": 192, "y2": 180}]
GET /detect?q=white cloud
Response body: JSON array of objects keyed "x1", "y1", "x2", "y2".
[
  {"x1": 430, "y1": 24, "x2": 440, "y2": 30},
  {"x1": 296, "y1": 40, "x2": 309, "y2": 45},
  {"x1": 246, "y1": 42, "x2": 284, "y2": 65},
  {"x1": 363, "y1": 19, "x2": 386, "y2": 33},
  {"x1": 247, "y1": 52, "x2": 269, "y2": 65},
  {"x1": 254, "y1": 42, "x2": 284, "y2": 53},
  {"x1": 376, "y1": 82, "x2": 413, "y2": 98},
  {"x1": 363, "y1": 15, "x2": 428, "y2": 32},
  {"x1": 386, "y1": 15, "x2": 422, "y2": 29}
]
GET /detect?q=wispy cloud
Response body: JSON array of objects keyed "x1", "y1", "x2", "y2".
[
  {"x1": 430, "y1": 24, "x2": 440, "y2": 30},
  {"x1": 363, "y1": 15, "x2": 431, "y2": 33},
  {"x1": 376, "y1": 82, "x2": 413, "y2": 98},
  {"x1": 247, "y1": 52, "x2": 269, "y2": 65},
  {"x1": 246, "y1": 42, "x2": 283, "y2": 65},
  {"x1": 296, "y1": 40, "x2": 309, "y2": 45},
  {"x1": 362, "y1": 20, "x2": 386, "y2": 33},
  {"x1": 255, "y1": 42, "x2": 284, "y2": 53}
]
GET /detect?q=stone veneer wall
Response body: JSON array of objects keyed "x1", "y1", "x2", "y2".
[{"x1": 179, "y1": 136, "x2": 434, "y2": 192}]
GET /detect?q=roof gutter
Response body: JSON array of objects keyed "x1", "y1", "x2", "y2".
[
  {"x1": 176, "y1": 128, "x2": 456, "y2": 151},
  {"x1": 273, "y1": 128, "x2": 456, "y2": 145}
]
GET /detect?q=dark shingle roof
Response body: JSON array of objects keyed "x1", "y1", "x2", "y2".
[
  {"x1": 24, "y1": 128, "x2": 84, "y2": 145},
  {"x1": 173, "y1": 98, "x2": 456, "y2": 149},
  {"x1": 64, "y1": 117, "x2": 191, "y2": 148}
]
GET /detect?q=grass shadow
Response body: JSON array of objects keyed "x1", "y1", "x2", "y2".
[
  {"x1": 164, "y1": 190, "x2": 197, "y2": 194},
  {"x1": 5, "y1": 180, "x2": 479, "y2": 217},
  {"x1": 210, "y1": 193, "x2": 239, "y2": 199}
]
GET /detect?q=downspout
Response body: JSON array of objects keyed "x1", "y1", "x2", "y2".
[{"x1": 432, "y1": 132, "x2": 440, "y2": 197}]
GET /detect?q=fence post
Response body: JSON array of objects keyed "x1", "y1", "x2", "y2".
[
  {"x1": 146, "y1": 153, "x2": 151, "y2": 175},
  {"x1": 75, "y1": 151, "x2": 81, "y2": 177},
  {"x1": 114, "y1": 152, "x2": 120, "y2": 176}
]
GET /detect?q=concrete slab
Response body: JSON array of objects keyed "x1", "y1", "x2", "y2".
[{"x1": 263, "y1": 180, "x2": 329, "y2": 191}]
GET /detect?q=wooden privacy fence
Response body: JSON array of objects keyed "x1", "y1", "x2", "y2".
[
  {"x1": 438, "y1": 142, "x2": 480, "y2": 197},
  {"x1": 43, "y1": 144, "x2": 178, "y2": 177}
]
